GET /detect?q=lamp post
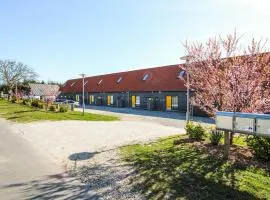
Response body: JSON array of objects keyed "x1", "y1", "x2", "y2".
[
  {"x1": 180, "y1": 55, "x2": 192, "y2": 124},
  {"x1": 79, "y1": 73, "x2": 86, "y2": 116}
]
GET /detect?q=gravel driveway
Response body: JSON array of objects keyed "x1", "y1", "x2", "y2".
[
  {"x1": 12, "y1": 120, "x2": 183, "y2": 164},
  {"x1": 10, "y1": 109, "x2": 213, "y2": 199}
]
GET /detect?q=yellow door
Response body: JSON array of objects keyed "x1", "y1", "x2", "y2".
[
  {"x1": 132, "y1": 96, "x2": 136, "y2": 108},
  {"x1": 166, "y1": 96, "x2": 172, "y2": 110},
  {"x1": 89, "y1": 95, "x2": 94, "y2": 104},
  {"x1": 107, "y1": 96, "x2": 111, "y2": 106}
]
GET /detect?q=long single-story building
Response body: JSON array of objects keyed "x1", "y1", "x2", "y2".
[
  {"x1": 60, "y1": 65, "x2": 207, "y2": 116},
  {"x1": 29, "y1": 83, "x2": 60, "y2": 101}
]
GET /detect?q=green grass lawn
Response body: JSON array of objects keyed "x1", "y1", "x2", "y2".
[
  {"x1": 0, "y1": 99, "x2": 119, "y2": 123},
  {"x1": 121, "y1": 136, "x2": 270, "y2": 200}
]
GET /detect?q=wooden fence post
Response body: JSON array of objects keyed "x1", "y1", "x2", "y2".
[{"x1": 224, "y1": 131, "x2": 230, "y2": 159}]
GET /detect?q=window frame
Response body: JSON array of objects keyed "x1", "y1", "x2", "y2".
[
  {"x1": 135, "y1": 96, "x2": 140, "y2": 106},
  {"x1": 142, "y1": 73, "x2": 149, "y2": 81},
  {"x1": 172, "y1": 96, "x2": 179, "y2": 109},
  {"x1": 97, "y1": 79, "x2": 103, "y2": 85},
  {"x1": 89, "y1": 95, "x2": 94, "y2": 103},
  {"x1": 76, "y1": 94, "x2": 80, "y2": 102},
  {"x1": 117, "y1": 77, "x2": 123, "y2": 83},
  {"x1": 110, "y1": 95, "x2": 114, "y2": 105}
]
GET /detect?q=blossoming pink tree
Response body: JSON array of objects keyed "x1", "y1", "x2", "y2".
[{"x1": 183, "y1": 31, "x2": 270, "y2": 117}]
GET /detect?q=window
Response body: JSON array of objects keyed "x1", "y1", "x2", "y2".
[
  {"x1": 172, "y1": 96, "x2": 178, "y2": 108},
  {"x1": 177, "y1": 70, "x2": 186, "y2": 79},
  {"x1": 84, "y1": 80, "x2": 88, "y2": 86},
  {"x1": 97, "y1": 79, "x2": 103, "y2": 85},
  {"x1": 71, "y1": 82, "x2": 76, "y2": 87},
  {"x1": 142, "y1": 73, "x2": 149, "y2": 81},
  {"x1": 117, "y1": 77, "x2": 122, "y2": 83},
  {"x1": 136, "y1": 96, "x2": 140, "y2": 105},
  {"x1": 110, "y1": 95, "x2": 114, "y2": 105}
]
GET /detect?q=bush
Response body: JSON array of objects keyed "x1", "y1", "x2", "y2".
[
  {"x1": 185, "y1": 122, "x2": 206, "y2": 140},
  {"x1": 38, "y1": 102, "x2": 44, "y2": 109},
  {"x1": 209, "y1": 130, "x2": 223, "y2": 145},
  {"x1": 59, "y1": 105, "x2": 68, "y2": 113},
  {"x1": 247, "y1": 136, "x2": 270, "y2": 161},
  {"x1": 11, "y1": 96, "x2": 16, "y2": 103},
  {"x1": 22, "y1": 99, "x2": 29, "y2": 105},
  {"x1": 31, "y1": 100, "x2": 39, "y2": 108},
  {"x1": 49, "y1": 105, "x2": 56, "y2": 112}
]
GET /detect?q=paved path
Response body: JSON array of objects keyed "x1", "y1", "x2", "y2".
[
  {"x1": 0, "y1": 107, "x2": 211, "y2": 199},
  {"x1": 12, "y1": 120, "x2": 183, "y2": 164},
  {"x1": 76, "y1": 106, "x2": 214, "y2": 128},
  {"x1": 0, "y1": 119, "x2": 93, "y2": 200}
]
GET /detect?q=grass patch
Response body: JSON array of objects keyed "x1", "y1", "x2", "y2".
[
  {"x1": 0, "y1": 99, "x2": 119, "y2": 123},
  {"x1": 121, "y1": 135, "x2": 270, "y2": 200}
]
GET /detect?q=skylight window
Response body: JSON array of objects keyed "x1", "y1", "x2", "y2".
[
  {"x1": 117, "y1": 77, "x2": 123, "y2": 83},
  {"x1": 177, "y1": 70, "x2": 186, "y2": 79},
  {"x1": 97, "y1": 79, "x2": 103, "y2": 85},
  {"x1": 70, "y1": 82, "x2": 76, "y2": 87},
  {"x1": 142, "y1": 73, "x2": 149, "y2": 81},
  {"x1": 84, "y1": 81, "x2": 88, "y2": 86}
]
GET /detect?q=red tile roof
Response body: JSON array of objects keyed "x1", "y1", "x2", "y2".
[{"x1": 61, "y1": 64, "x2": 186, "y2": 93}]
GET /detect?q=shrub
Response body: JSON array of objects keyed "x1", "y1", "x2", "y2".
[
  {"x1": 31, "y1": 100, "x2": 39, "y2": 108},
  {"x1": 49, "y1": 105, "x2": 56, "y2": 112},
  {"x1": 22, "y1": 99, "x2": 31, "y2": 106},
  {"x1": 247, "y1": 136, "x2": 270, "y2": 161},
  {"x1": 185, "y1": 122, "x2": 206, "y2": 140},
  {"x1": 11, "y1": 96, "x2": 16, "y2": 103},
  {"x1": 22, "y1": 99, "x2": 28, "y2": 105},
  {"x1": 59, "y1": 106, "x2": 68, "y2": 113},
  {"x1": 209, "y1": 130, "x2": 223, "y2": 145},
  {"x1": 38, "y1": 102, "x2": 44, "y2": 109}
]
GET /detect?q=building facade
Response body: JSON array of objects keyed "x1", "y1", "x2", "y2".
[
  {"x1": 60, "y1": 65, "x2": 207, "y2": 116},
  {"x1": 29, "y1": 83, "x2": 60, "y2": 101}
]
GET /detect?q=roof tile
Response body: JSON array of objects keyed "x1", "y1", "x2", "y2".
[{"x1": 61, "y1": 64, "x2": 186, "y2": 93}]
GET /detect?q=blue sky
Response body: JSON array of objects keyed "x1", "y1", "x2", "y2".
[{"x1": 0, "y1": 0, "x2": 269, "y2": 82}]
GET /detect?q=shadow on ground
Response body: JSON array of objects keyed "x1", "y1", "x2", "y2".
[
  {"x1": 123, "y1": 146, "x2": 256, "y2": 200},
  {"x1": 69, "y1": 152, "x2": 96, "y2": 161},
  {"x1": 0, "y1": 173, "x2": 99, "y2": 200},
  {"x1": 72, "y1": 138, "x2": 265, "y2": 200}
]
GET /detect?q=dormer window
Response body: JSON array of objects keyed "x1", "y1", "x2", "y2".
[
  {"x1": 97, "y1": 79, "x2": 103, "y2": 85},
  {"x1": 142, "y1": 73, "x2": 149, "y2": 81},
  {"x1": 177, "y1": 70, "x2": 186, "y2": 79},
  {"x1": 84, "y1": 80, "x2": 88, "y2": 86},
  {"x1": 117, "y1": 77, "x2": 123, "y2": 83},
  {"x1": 70, "y1": 82, "x2": 76, "y2": 87}
]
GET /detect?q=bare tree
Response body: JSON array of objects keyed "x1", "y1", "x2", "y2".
[{"x1": 0, "y1": 60, "x2": 38, "y2": 98}]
